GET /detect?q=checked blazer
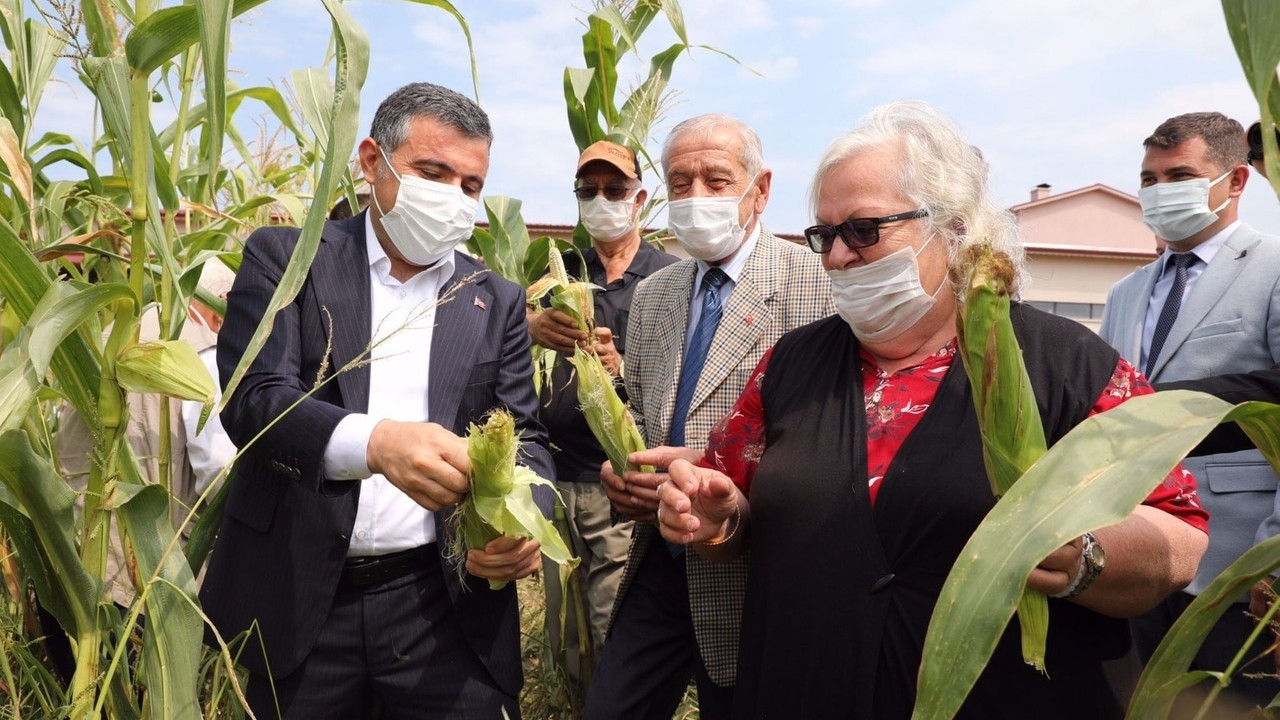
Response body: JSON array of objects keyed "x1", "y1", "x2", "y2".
[
  {"x1": 200, "y1": 212, "x2": 553, "y2": 692},
  {"x1": 614, "y1": 227, "x2": 832, "y2": 685}
]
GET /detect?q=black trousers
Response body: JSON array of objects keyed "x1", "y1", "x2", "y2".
[
  {"x1": 1131, "y1": 591, "x2": 1280, "y2": 716},
  {"x1": 245, "y1": 550, "x2": 518, "y2": 720},
  {"x1": 583, "y1": 538, "x2": 733, "y2": 720}
]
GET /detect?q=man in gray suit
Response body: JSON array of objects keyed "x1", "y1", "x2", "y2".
[
  {"x1": 1099, "y1": 111, "x2": 1280, "y2": 709},
  {"x1": 583, "y1": 115, "x2": 832, "y2": 719}
]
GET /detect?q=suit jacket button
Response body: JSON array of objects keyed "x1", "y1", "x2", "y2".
[{"x1": 870, "y1": 573, "x2": 895, "y2": 594}]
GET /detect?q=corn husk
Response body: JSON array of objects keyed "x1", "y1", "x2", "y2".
[
  {"x1": 953, "y1": 243, "x2": 1051, "y2": 673},
  {"x1": 568, "y1": 345, "x2": 654, "y2": 476},
  {"x1": 114, "y1": 339, "x2": 217, "y2": 432},
  {"x1": 446, "y1": 409, "x2": 577, "y2": 590},
  {"x1": 527, "y1": 250, "x2": 599, "y2": 397}
]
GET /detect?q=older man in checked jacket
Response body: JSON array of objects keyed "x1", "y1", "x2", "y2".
[{"x1": 584, "y1": 114, "x2": 832, "y2": 720}]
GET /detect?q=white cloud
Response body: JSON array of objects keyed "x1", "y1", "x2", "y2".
[{"x1": 749, "y1": 56, "x2": 799, "y2": 83}]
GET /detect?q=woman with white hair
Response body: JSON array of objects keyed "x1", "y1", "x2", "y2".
[{"x1": 653, "y1": 101, "x2": 1209, "y2": 718}]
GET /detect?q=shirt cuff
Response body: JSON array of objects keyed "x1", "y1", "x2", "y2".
[{"x1": 323, "y1": 413, "x2": 380, "y2": 480}]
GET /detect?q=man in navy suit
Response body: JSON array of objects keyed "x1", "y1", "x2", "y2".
[{"x1": 201, "y1": 82, "x2": 553, "y2": 719}]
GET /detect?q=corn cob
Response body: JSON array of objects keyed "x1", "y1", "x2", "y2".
[
  {"x1": 954, "y1": 243, "x2": 1051, "y2": 673},
  {"x1": 568, "y1": 345, "x2": 654, "y2": 475},
  {"x1": 115, "y1": 339, "x2": 218, "y2": 431},
  {"x1": 526, "y1": 248, "x2": 599, "y2": 397},
  {"x1": 446, "y1": 409, "x2": 577, "y2": 590}
]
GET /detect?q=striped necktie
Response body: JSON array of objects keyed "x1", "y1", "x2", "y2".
[{"x1": 1145, "y1": 252, "x2": 1199, "y2": 378}]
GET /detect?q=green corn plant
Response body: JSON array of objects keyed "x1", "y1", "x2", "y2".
[
  {"x1": 446, "y1": 409, "x2": 577, "y2": 591},
  {"x1": 953, "y1": 243, "x2": 1051, "y2": 673},
  {"x1": 0, "y1": 0, "x2": 470, "y2": 715}
]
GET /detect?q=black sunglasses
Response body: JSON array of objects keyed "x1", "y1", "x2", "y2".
[
  {"x1": 573, "y1": 184, "x2": 634, "y2": 202},
  {"x1": 1247, "y1": 121, "x2": 1279, "y2": 163},
  {"x1": 804, "y1": 209, "x2": 930, "y2": 253}
]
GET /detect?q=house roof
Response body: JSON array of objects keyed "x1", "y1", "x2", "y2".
[{"x1": 1010, "y1": 183, "x2": 1140, "y2": 213}]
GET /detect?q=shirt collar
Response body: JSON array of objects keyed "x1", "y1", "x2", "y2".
[
  {"x1": 695, "y1": 220, "x2": 761, "y2": 288},
  {"x1": 363, "y1": 211, "x2": 456, "y2": 283},
  {"x1": 1166, "y1": 219, "x2": 1239, "y2": 271}
]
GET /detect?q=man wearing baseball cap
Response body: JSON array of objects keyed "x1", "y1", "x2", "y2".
[{"x1": 528, "y1": 140, "x2": 678, "y2": 688}]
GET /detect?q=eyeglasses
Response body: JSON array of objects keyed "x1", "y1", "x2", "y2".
[
  {"x1": 573, "y1": 184, "x2": 635, "y2": 202},
  {"x1": 804, "y1": 209, "x2": 929, "y2": 253}
]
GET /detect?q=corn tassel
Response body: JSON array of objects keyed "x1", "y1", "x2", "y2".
[
  {"x1": 568, "y1": 346, "x2": 653, "y2": 475},
  {"x1": 954, "y1": 244, "x2": 1051, "y2": 673},
  {"x1": 446, "y1": 409, "x2": 577, "y2": 590}
]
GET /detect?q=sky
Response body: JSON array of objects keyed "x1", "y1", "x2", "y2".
[{"x1": 37, "y1": 0, "x2": 1280, "y2": 238}]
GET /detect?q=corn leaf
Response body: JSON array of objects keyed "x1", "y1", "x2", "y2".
[
  {"x1": 1222, "y1": 0, "x2": 1280, "y2": 198},
  {"x1": 0, "y1": 430, "x2": 101, "y2": 649},
  {"x1": 395, "y1": 0, "x2": 480, "y2": 101},
  {"x1": 911, "y1": 392, "x2": 1280, "y2": 720},
  {"x1": 111, "y1": 482, "x2": 202, "y2": 720},
  {"x1": 1129, "y1": 533, "x2": 1280, "y2": 718},
  {"x1": 123, "y1": 0, "x2": 270, "y2": 75},
  {"x1": 220, "y1": 0, "x2": 369, "y2": 408}
]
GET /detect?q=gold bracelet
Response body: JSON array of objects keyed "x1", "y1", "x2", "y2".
[{"x1": 701, "y1": 504, "x2": 742, "y2": 547}]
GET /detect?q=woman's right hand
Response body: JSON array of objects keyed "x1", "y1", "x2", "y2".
[{"x1": 657, "y1": 459, "x2": 739, "y2": 545}]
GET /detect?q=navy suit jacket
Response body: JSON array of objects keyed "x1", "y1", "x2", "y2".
[{"x1": 200, "y1": 213, "x2": 553, "y2": 691}]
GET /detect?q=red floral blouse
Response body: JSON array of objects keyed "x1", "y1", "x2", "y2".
[{"x1": 702, "y1": 340, "x2": 1209, "y2": 533}]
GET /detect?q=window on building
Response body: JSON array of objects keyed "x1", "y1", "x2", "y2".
[{"x1": 1027, "y1": 301, "x2": 1106, "y2": 321}]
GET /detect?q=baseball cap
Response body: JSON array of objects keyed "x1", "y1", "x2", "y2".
[{"x1": 576, "y1": 140, "x2": 639, "y2": 180}]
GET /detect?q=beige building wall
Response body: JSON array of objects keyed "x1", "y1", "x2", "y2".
[{"x1": 1013, "y1": 184, "x2": 1158, "y2": 332}]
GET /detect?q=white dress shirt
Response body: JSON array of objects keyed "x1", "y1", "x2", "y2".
[
  {"x1": 1140, "y1": 220, "x2": 1240, "y2": 370},
  {"x1": 322, "y1": 214, "x2": 455, "y2": 557},
  {"x1": 686, "y1": 220, "x2": 761, "y2": 349},
  {"x1": 181, "y1": 347, "x2": 237, "y2": 496}
]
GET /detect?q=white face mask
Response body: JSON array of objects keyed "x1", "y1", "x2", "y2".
[
  {"x1": 578, "y1": 193, "x2": 637, "y2": 243},
  {"x1": 828, "y1": 233, "x2": 945, "y2": 344},
  {"x1": 373, "y1": 146, "x2": 479, "y2": 266},
  {"x1": 666, "y1": 176, "x2": 757, "y2": 262},
  {"x1": 1138, "y1": 170, "x2": 1232, "y2": 242}
]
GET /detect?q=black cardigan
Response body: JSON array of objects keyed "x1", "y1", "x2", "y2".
[{"x1": 733, "y1": 305, "x2": 1129, "y2": 719}]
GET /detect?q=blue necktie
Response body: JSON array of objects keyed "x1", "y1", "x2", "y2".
[
  {"x1": 664, "y1": 268, "x2": 728, "y2": 557},
  {"x1": 669, "y1": 268, "x2": 728, "y2": 448},
  {"x1": 1145, "y1": 252, "x2": 1198, "y2": 378}
]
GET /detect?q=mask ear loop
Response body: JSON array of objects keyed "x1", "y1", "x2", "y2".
[{"x1": 1209, "y1": 168, "x2": 1236, "y2": 214}]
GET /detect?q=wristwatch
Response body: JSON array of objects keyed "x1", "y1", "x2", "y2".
[{"x1": 1051, "y1": 531, "x2": 1106, "y2": 600}]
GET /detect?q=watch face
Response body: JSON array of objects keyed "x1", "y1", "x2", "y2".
[{"x1": 1085, "y1": 538, "x2": 1106, "y2": 571}]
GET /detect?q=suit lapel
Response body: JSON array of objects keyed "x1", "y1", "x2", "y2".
[
  {"x1": 690, "y1": 232, "x2": 774, "y2": 412},
  {"x1": 429, "y1": 264, "x2": 493, "y2": 428},
  {"x1": 654, "y1": 263, "x2": 697, "y2": 442},
  {"x1": 1122, "y1": 262, "x2": 1161, "y2": 365},
  {"x1": 310, "y1": 215, "x2": 372, "y2": 411},
  {"x1": 1149, "y1": 226, "x2": 1260, "y2": 379}
]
